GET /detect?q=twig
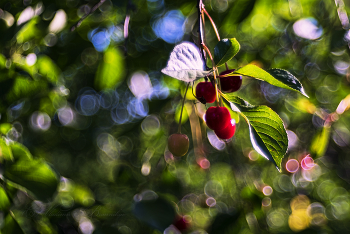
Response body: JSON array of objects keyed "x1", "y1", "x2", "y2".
[
  {"x1": 197, "y1": 0, "x2": 208, "y2": 70},
  {"x1": 202, "y1": 8, "x2": 220, "y2": 41},
  {"x1": 71, "y1": 0, "x2": 106, "y2": 31}
]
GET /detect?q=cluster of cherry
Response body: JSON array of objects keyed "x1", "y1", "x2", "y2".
[{"x1": 168, "y1": 69, "x2": 242, "y2": 157}]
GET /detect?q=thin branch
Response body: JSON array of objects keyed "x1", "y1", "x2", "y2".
[
  {"x1": 71, "y1": 0, "x2": 106, "y2": 31},
  {"x1": 197, "y1": 0, "x2": 208, "y2": 70},
  {"x1": 202, "y1": 8, "x2": 220, "y2": 41}
]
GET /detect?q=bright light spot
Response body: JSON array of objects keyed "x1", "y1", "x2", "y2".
[
  {"x1": 332, "y1": 127, "x2": 350, "y2": 147},
  {"x1": 30, "y1": 112, "x2": 51, "y2": 131},
  {"x1": 96, "y1": 133, "x2": 119, "y2": 159},
  {"x1": 207, "y1": 130, "x2": 225, "y2": 151},
  {"x1": 262, "y1": 197, "x2": 271, "y2": 207},
  {"x1": 76, "y1": 94, "x2": 100, "y2": 116},
  {"x1": 152, "y1": 10, "x2": 185, "y2": 44},
  {"x1": 334, "y1": 61, "x2": 350, "y2": 75},
  {"x1": 49, "y1": 10, "x2": 67, "y2": 33},
  {"x1": 293, "y1": 18, "x2": 323, "y2": 40},
  {"x1": 206, "y1": 197, "x2": 216, "y2": 207},
  {"x1": 129, "y1": 72, "x2": 153, "y2": 100},
  {"x1": 58, "y1": 107, "x2": 74, "y2": 126},
  {"x1": 197, "y1": 157, "x2": 210, "y2": 169},
  {"x1": 248, "y1": 150, "x2": 259, "y2": 161},
  {"x1": 1, "y1": 11, "x2": 15, "y2": 27},
  {"x1": 127, "y1": 98, "x2": 149, "y2": 118},
  {"x1": 204, "y1": 180, "x2": 223, "y2": 197},
  {"x1": 262, "y1": 186, "x2": 273, "y2": 196},
  {"x1": 79, "y1": 219, "x2": 94, "y2": 234},
  {"x1": 141, "y1": 115, "x2": 160, "y2": 136},
  {"x1": 301, "y1": 155, "x2": 314, "y2": 170},
  {"x1": 26, "y1": 53, "x2": 37, "y2": 66},
  {"x1": 302, "y1": 164, "x2": 321, "y2": 182},
  {"x1": 164, "y1": 225, "x2": 181, "y2": 234},
  {"x1": 307, "y1": 203, "x2": 326, "y2": 226},
  {"x1": 286, "y1": 159, "x2": 299, "y2": 173},
  {"x1": 287, "y1": 130, "x2": 298, "y2": 149},
  {"x1": 17, "y1": 7, "x2": 34, "y2": 25},
  {"x1": 141, "y1": 162, "x2": 151, "y2": 176},
  {"x1": 44, "y1": 33, "x2": 58, "y2": 47}
]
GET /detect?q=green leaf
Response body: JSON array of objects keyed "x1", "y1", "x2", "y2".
[
  {"x1": 4, "y1": 143, "x2": 59, "y2": 201},
  {"x1": 222, "y1": 93, "x2": 288, "y2": 170},
  {"x1": 0, "y1": 186, "x2": 11, "y2": 211},
  {"x1": 0, "y1": 123, "x2": 12, "y2": 135},
  {"x1": 0, "y1": 138, "x2": 13, "y2": 161},
  {"x1": 37, "y1": 55, "x2": 61, "y2": 84},
  {"x1": 95, "y1": 46, "x2": 125, "y2": 90},
  {"x1": 214, "y1": 38, "x2": 240, "y2": 67},
  {"x1": 133, "y1": 196, "x2": 176, "y2": 231},
  {"x1": 310, "y1": 126, "x2": 330, "y2": 158},
  {"x1": 16, "y1": 16, "x2": 42, "y2": 44},
  {"x1": 2, "y1": 213, "x2": 25, "y2": 234},
  {"x1": 233, "y1": 65, "x2": 308, "y2": 97},
  {"x1": 6, "y1": 77, "x2": 47, "y2": 102}
]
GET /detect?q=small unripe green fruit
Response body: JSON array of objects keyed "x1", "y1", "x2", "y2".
[{"x1": 168, "y1": 133, "x2": 189, "y2": 157}]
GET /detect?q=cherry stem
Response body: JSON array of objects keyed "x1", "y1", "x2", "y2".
[
  {"x1": 178, "y1": 83, "x2": 190, "y2": 134},
  {"x1": 202, "y1": 8, "x2": 220, "y2": 41},
  {"x1": 202, "y1": 44, "x2": 220, "y2": 106}
]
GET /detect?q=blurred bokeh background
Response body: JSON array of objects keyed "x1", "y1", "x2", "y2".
[{"x1": 1, "y1": 0, "x2": 350, "y2": 233}]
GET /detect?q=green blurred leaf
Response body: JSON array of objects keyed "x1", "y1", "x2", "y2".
[
  {"x1": 222, "y1": 93, "x2": 288, "y2": 170},
  {"x1": 95, "y1": 46, "x2": 125, "y2": 90},
  {"x1": 224, "y1": 0, "x2": 256, "y2": 25},
  {"x1": 16, "y1": 16, "x2": 41, "y2": 44},
  {"x1": 0, "y1": 54, "x2": 6, "y2": 69},
  {"x1": 133, "y1": 197, "x2": 176, "y2": 231},
  {"x1": 4, "y1": 143, "x2": 59, "y2": 201},
  {"x1": 232, "y1": 65, "x2": 308, "y2": 97},
  {"x1": 0, "y1": 186, "x2": 11, "y2": 211},
  {"x1": 207, "y1": 210, "x2": 241, "y2": 234},
  {"x1": 2, "y1": 213, "x2": 25, "y2": 234},
  {"x1": 37, "y1": 55, "x2": 61, "y2": 84},
  {"x1": 214, "y1": 38, "x2": 240, "y2": 67},
  {"x1": 0, "y1": 123, "x2": 12, "y2": 135},
  {"x1": 6, "y1": 77, "x2": 47, "y2": 102},
  {"x1": 10, "y1": 142, "x2": 32, "y2": 161},
  {"x1": 310, "y1": 126, "x2": 330, "y2": 158},
  {"x1": 0, "y1": 138, "x2": 13, "y2": 161},
  {"x1": 73, "y1": 184, "x2": 95, "y2": 207}
]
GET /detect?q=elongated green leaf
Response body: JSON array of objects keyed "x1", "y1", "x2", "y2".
[
  {"x1": 37, "y1": 55, "x2": 61, "y2": 84},
  {"x1": 6, "y1": 77, "x2": 47, "y2": 102},
  {"x1": 2, "y1": 213, "x2": 25, "y2": 234},
  {"x1": 232, "y1": 65, "x2": 308, "y2": 97},
  {"x1": 95, "y1": 46, "x2": 125, "y2": 90},
  {"x1": 214, "y1": 38, "x2": 240, "y2": 67},
  {"x1": 4, "y1": 143, "x2": 59, "y2": 201},
  {"x1": 0, "y1": 138, "x2": 13, "y2": 161},
  {"x1": 310, "y1": 126, "x2": 330, "y2": 158},
  {"x1": 222, "y1": 93, "x2": 288, "y2": 170},
  {"x1": 0, "y1": 186, "x2": 11, "y2": 211}
]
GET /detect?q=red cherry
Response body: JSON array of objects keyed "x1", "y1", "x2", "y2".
[
  {"x1": 195, "y1": 81, "x2": 216, "y2": 103},
  {"x1": 205, "y1": 106, "x2": 231, "y2": 131},
  {"x1": 168, "y1": 133, "x2": 189, "y2": 157},
  {"x1": 219, "y1": 69, "x2": 242, "y2": 93},
  {"x1": 173, "y1": 216, "x2": 189, "y2": 231},
  {"x1": 214, "y1": 119, "x2": 236, "y2": 139}
]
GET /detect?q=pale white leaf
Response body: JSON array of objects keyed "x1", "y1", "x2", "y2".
[{"x1": 161, "y1": 42, "x2": 210, "y2": 82}]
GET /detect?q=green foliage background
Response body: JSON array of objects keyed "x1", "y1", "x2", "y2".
[{"x1": 0, "y1": 0, "x2": 350, "y2": 233}]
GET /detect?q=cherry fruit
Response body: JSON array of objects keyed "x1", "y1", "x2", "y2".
[
  {"x1": 195, "y1": 81, "x2": 216, "y2": 104},
  {"x1": 205, "y1": 106, "x2": 231, "y2": 131},
  {"x1": 214, "y1": 119, "x2": 236, "y2": 139},
  {"x1": 219, "y1": 69, "x2": 242, "y2": 93},
  {"x1": 168, "y1": 133, "x2": 189, "y2": 157}
]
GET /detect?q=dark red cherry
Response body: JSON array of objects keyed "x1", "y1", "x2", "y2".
[
  {"x1": 219, "y1": 69, "x2": 242, "y2": 93},
  {"x1": 168, "y1": 133, "x2": 189, "y2": 157},
  {"x1": 214, "y1": 119, "x2": 236, "y2": 139},
  {"x1": 195, "y1": 82, "x2": 216, "y2": 104},
  {"x1": 204, "y1": 106, "x2": 231, "y2": 131}
]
